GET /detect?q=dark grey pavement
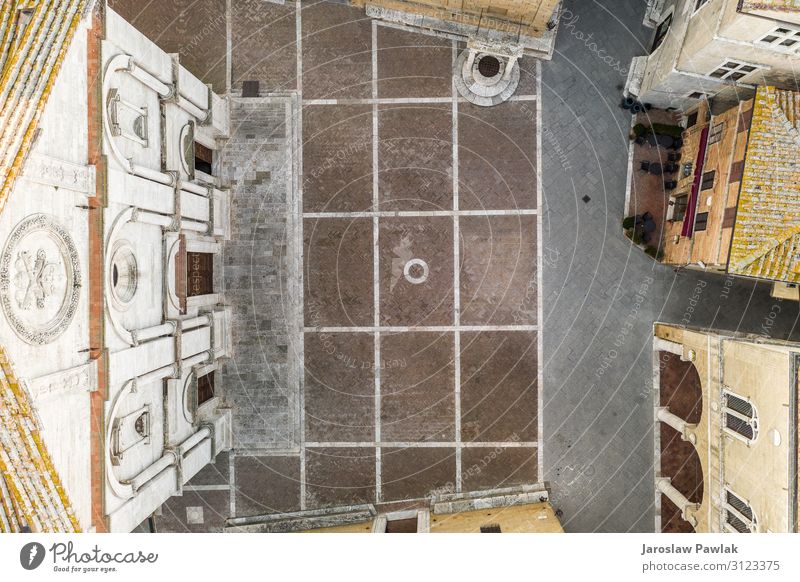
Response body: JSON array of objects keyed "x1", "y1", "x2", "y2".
[{"x1": 539, "y1": 0, "x2": 800, "y2": 532}]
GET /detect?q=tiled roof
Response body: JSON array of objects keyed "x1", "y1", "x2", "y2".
[
  {"x1": 0, "y1": 1, "x2": 86, "y2": 533},
  {"x1": 728, "y1": 86, "x2": 800, "y2": 283},
  {"x1": 0, "y1": 348, "x2": 80, "y2": 532},
  {"x1": 0, "y1": 0, "x2": 86, "y2": 215}
]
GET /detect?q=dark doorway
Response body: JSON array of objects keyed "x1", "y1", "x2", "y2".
[
  {"x1": 197, "y1": 373, "x2": 215, "y2": 406},
  {"x1": 385, "y1": 517, "x2": 417, "y2": 533},
  {"x1": 195, "y1": 142, "x2": 214, "y2": 175},
  {"x1": 187, "y1": 252, "x2": 214, "y2": 297}
]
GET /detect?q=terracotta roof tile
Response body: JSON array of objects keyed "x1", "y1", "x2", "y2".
[{"x1": 728, "y1": 86, "x2": 800, "y2": 283}]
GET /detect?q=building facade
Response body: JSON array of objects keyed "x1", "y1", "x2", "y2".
[
  {"x1": 226, "y1": 483, "x2": 564, "y2": 533},
  {"x1": 351, "y1": 0, "x2": 561, "y2": 105},
  {"x1": 653, "y1": 86, "x2": 800, "y2": 290},
  {"x1": 352, "y1": 0, "x2": 561, "y2": 56},
  {"x1": 0, "y1": 1, "x2": 232, "y2": 532},
  {"x1": 627, "y1": 0, "x2": 800, "y2": 111},
  {"x1": 653, "y1": 323, "x2": 798, "y2": 533}
]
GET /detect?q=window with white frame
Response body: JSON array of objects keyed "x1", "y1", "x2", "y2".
[
  {"x1": 694, "y1": 0, "x2": 710, "y2": 13},
  {"x1": 723, "y1": 488, "x2": 757, "y2": 533},
  {"x1": 709, "y1": 60, "x2": 763, "y2": 81},
  {"x1": 758, "y1": 25, "x2": 800, "y2": 50},
  {"x1": 107, "y1": 88, "x2": 149, "y2": 147},
  {"x1": 110, "y1": 405, "x2": 151, "y2": 465},
  {"x1": 708, "y1": 121, "x2": 725, "y2": 144},
  {"x1": 722, "y1": 389, "x2": 758, "y2": 443},
  {"x1": 686, "y1": 91, "x2": 712, "y2": 100}
]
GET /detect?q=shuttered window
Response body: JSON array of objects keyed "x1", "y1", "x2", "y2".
[
  {"x1": 723, "y1": 488, "x2": 756, "y2": 533},
  {"x1": 722, "y1": 390, "x2": 758, "y2": 444}
]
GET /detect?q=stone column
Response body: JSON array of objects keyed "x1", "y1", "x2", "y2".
[
  {"x1": 657, "y1": 407, "x2": 697, "y2": 443},
  {"x1": 127, "y1": 59, "x2": 172, "y2": 98},
  {"x1": 502, "y1": 56, "x2": 518, "y2": 81},
  {"x1": 465, "y1": 49, "x2": 477, "y2": 70},
  {"x1": 131, "y1": 321, "x2": 178, "y2": 345},
  {"x1": 657, "y1": 478, "x2": 699, "y2": 526},
  {"x1": 133, "y1": 209, "x2": 174, "y2": 228}
]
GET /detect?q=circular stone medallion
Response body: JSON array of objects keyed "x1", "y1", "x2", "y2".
[
  {"x1": 403, "y1": 258, "x2": 429, "y2": 285},
  {"x1": 0, "y1": 214, "x2": 81, "y2": 345}
]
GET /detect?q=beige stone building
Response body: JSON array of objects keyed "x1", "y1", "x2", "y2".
[
  {"x1": 350, "y1": 1, "x2": 561, "y2": 105},
  {"x1": 653, "y1": 323, "x2": 799, "y2": 533},
  {"x1": 226, "y1": 483, "x2": 564, "y2": 533},
  {"x1": 629, "y1": 85, "x2": 800, "y2": 295},
  {"x1": 628, "y1": 0, "x2": 800, "y2": 111},
  {"x1": 352, "y1": 0, "x2": 561, "y2": 56}
]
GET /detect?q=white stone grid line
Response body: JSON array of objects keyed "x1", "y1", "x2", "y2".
[
  {"x1": 303, "y1": 325, "x2": 538, "y2": 333},
  {"x1": 225, "y1": 0, "x2": 232, "y2": 95},
  {"x1": 301, "y1": 95, "x2": 538, "y2": 106},
  {"x1": 304, "y1": 442, "x2": 540, "y2": 448},
  {"x1": 184, "y1": 484, "x2": 231, "y2": 492},
  {"x1": 228, "y1": 451, "x2": 236, "y2": 517},
  {"x1": 295, "y1": 0, "x2": 306, "y2": 511},
  {"x1": 371, "y1": 19, "x2": 382, "y2": 503},
  {"x1": 296, "y1": 18, "x2": 541, "y2": 506},
  {"x1": 536, "y1": 59, "x2": 544, "y2": 484},
  {"x1": 451, "y1": 39, "x2": 462, "y2": 494},
  {"x1": 302, "y1": 209, "x2": 537, "y2": 219}
]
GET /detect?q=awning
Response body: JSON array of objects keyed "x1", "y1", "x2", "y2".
[{"x1": 681, "y1": 126, "x2": 709, "y2": 239}]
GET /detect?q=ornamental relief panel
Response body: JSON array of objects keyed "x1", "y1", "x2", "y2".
[{"x1": 0, "y1": 214, "x2": 82, "y2": 345}]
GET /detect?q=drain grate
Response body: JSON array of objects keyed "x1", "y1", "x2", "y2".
[
  {"x1": 582, "y1": 195, "x2": 591, "y2": 203},
  {"x1": 478, "y1": 56, "x2": 501, "y2": 78}
]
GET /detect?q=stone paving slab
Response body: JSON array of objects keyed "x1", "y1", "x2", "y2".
[
  {"x1": 381, "y1": 447, "x2": 456, "y2": 500},
  {"x1": 304, "y1": 217, "x2": 374, "y2": 326},
  {"x1": 541, "y1": 0, "x2": 800, "y2": 533},
  {"x1": 219, "y1": 97, "x2": 300, "y2": 453},
  {"x1": 378, "y1": 103, "x2": 453, "y2": 211},
  {"x1": 109, "y1": 0, "x2": 227, "y2": 92},
  {"x1": 302, "y1": 104, "x2": 373, "y2": 212},
  {"x1": 460, "y1": 215, "x2": 537, "y2": 326},
  {"x1": 376, "y1": 25, "x2": 453, "y2": 99},
  {"x1": 305, "y1": 447, "x2": 376, "y2": 507},
  {"x1": 231, "y1": 0, "x2": 297, "y2": 93},
  {"x1": 380, "y1": 331, "x2": 455, "y2": 442},
  {"x1": 301, "y1": 1, "x2": 373, "y2": 99},
  {"x1": 458, "y1": 101, "x2": 537, "y2": 210},
  {"x1": 304, "y1": 332, "x2": 375, "y2": 441}
]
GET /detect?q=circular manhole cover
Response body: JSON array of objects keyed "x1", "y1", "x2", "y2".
[{"x1": 478, "y1": 55, "x2": 501, "y2": 78}]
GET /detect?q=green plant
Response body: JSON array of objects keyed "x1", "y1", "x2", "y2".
[
  {"x1": 644, "y1": 245, "x2": 664, "y2": 260},
  {"x1": 624, "y1": 227, "x2": 643, "y2": 245},
  {"x1": 650, "y1": 123, "x2": 683, "y2": 138},
  {"x1": 631, "y1": 123, "x2": 683, "y2": 140},
  {"x1": 622, "y1": 216, "x2": 637, "y2": 229}
]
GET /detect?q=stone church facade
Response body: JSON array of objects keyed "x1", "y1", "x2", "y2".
[{"x1": 0, "y1": 1, "x2": 232, "y2": 532}]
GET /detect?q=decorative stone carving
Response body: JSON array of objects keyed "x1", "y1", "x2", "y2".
[
  {"x1": 24, "y1": 360, "x2": 97, "y2": 401},
  {"x1": 22, "y1": 153, "x2": 96, "y2": 193},
  {"x1": 108, "y1": 241, "x2": 138, "y2": 310},
  {"x1": 0, "y1": 214, "x2": 81, "y2": 345}
]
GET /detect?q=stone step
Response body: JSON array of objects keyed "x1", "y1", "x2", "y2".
[
  {"x1": 224, "y1": 503, "x2": 376, "y2": 533},
  {"x1": 431, "y1": 482, "x2": 548, "y2": 503}
]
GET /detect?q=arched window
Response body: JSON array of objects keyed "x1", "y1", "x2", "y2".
[
  {"x1": 722, "y1": 389, "x2": 758, "y2": 444},
  {"x1": 723, "y1": 488, "x2": 757, "y2": 533}
]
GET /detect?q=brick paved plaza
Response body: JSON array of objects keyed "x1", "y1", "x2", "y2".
[{"x1": 110, "y1": 0, "x2": 800, "y2": 533}]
